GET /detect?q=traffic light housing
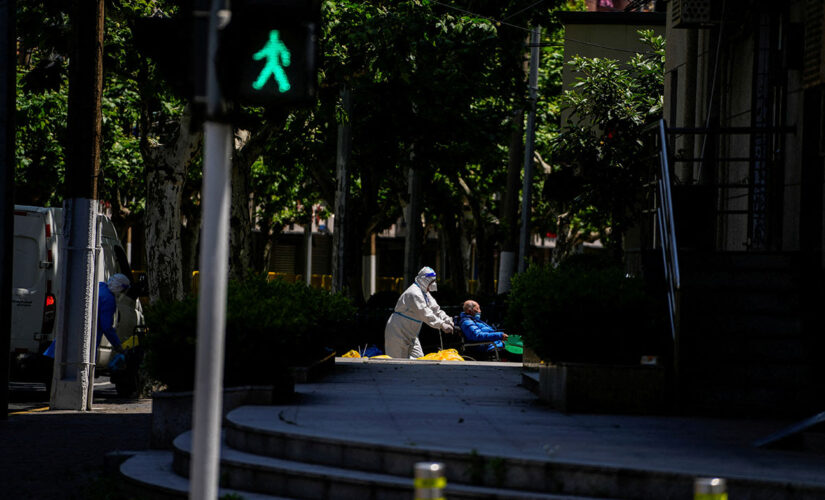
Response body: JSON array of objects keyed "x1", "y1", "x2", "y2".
[{"x1": 218, "y1": 0, "x2": 320, "y2": 107}]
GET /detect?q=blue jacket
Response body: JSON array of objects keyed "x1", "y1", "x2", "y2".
[
  {"x1": 96, "y1": 282, "x2": 122, "y2": 351},
  {"x1": 459, "y1": 312, "x2": 505, "y2": 351}
]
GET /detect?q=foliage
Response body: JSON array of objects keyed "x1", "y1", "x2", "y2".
[
  {"x1": 505, "y1": 256, "x2": 666, "y2": 364},
  {"x1": 15, "y1": 2, "x2": 150, "y2": 221},
  {"x1": 14, "y1": 0, "x2": 583, "y2": 301},
  {"x1": 15, "y1": 65, "x2": 67, "y2": 206},
  {"x1": 143, "y1": 277, "x2": 356, "y2": 392},
  {"x1": 546, "y1": 30, "x2": 665, "y2": 255}
]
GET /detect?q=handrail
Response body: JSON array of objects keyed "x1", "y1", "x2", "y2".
[{"x1": 656, "y1": 119, "x2": 680, "y2": 341}]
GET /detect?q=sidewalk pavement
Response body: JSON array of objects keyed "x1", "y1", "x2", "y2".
[
  {"x1": 6, "y1": 358, "x2": 825, "y2": 499},
  {"x1": 1, "y1": 383, "x2": 152, "y2": 500},
  {"x1": 236, "y1": 358, "x2": 825, "y2": 492}
]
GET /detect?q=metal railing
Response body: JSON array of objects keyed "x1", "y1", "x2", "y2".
[{"x1": 656, "y1": 119, "x2": 680, "y2": 341}]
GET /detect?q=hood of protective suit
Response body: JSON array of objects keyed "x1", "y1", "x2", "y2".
[
  {"x1": 107, "y1": 273, "x2": 131, "y2": 294},
  {"x1": 414, "y1": 266, "x2": 437, "y2": 292}
]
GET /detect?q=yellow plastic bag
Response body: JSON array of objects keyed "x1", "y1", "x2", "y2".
[
  {"x1": 418, "y1": 349, "x2": 464, "y2": 361},
  {"x1": 122, "y1": 335, "x2": 140, "y2": 350},
  {"x1": 369, "y1": 354, "x2": 392, "y2": 359},
  {"x1": 341, "y1": 350, "x2": 361, "y2": 358}
]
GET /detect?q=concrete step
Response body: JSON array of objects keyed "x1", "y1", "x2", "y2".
[
  {"x1": 219, "y1": 404, "x2": 825, "y2": 499},
  {"x1": 171, "y1": 431, "x2": 615, "y2": 500},
  {"x1": 119, "y1": 450, "x2": 293, "y2": 500},
  {"x1": 220, "y1": 405, "x2": 775, "y2": 500}
]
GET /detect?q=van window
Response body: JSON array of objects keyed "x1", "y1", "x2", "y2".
[
  {"x1": 113, "y1": 245, "x2": 132, "y2": 278},
  {"x1": 13, "y1": 236, "x2": 38, "y2": 289}
]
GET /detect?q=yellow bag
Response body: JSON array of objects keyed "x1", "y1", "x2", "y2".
[
  {"x1": 418, "y1": 349, "x2": 464, "y2": 361},
  {"x1": 341, "y1": 350, "x2": 361, "y2": 358},
  {"x1": 369, "y1": 355, "x2": 392, "y2": 359},
  {"x1": 122, "y1": 335, "x2": 140, "y2": 350}
]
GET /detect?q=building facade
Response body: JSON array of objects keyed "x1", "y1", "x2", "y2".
[{"x1": 662, "y1": 0, "x2": 825, "y2": 416}]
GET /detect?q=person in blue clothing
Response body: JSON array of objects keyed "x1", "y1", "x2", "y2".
[
  {"x1": 97, "y1": 273, "x2": 131, "y2": 356},
  {"x1": 44, "y1": 273, "x2": 130, "y2": 361},
  {"x1": 459, "y1": 300, "x2": 508, "y2": 356}
]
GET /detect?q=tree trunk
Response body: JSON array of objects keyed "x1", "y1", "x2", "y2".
[
  {"x1": 229, "y1": 131, "x2": 253, "y2": 281},
  {"x1": 180, "y1": 186, "x2": 202, "y2": 296},
  {"x1": 499, "y1": 109, "x2": 524, "y2": 292},
  {"x1": 230, "y1": 122, "x2": 281, "y2": 280},
  {"x1": 439, "y1": 212, "x2": 466, "y2": 294},
  {"x1": 332, "y1": 87, "x2": 352, "y2": 295},
  {"x1": 142, "y1": 108, "x2": 201, "y2": 303},
  {"x1": 469, "y1": 197, "x2": 495, "y2": 296},
  {"x1": 404, "y1": 166, "x2": 423, "y2": 286}
]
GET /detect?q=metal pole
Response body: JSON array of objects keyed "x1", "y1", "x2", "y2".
[
  {"x1": 518, "y1": 26, "x2": 541, "y2": 274},
  {"x1": 414, "y1": 462, "x2": 446, "y2": 499},
  {"x1": 0, "y1": 0, "x2": 15, "y2": 420},
  {"x1": 189, "y1": 1, "x2": 231, "y2": 499},
  {"x1": 694, "y1": 477, "x2": 727, "y2": 500}
]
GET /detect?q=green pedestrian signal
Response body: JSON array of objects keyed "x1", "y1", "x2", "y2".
[
  {"x1": 218, "y1": 0, "x2": 319, "y2": 108},
  {"x1": 252, "y1": 30, "x2": 292, "y2": 93}
]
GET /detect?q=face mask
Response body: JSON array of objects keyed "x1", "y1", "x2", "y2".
[{"x1": 473, "y1": 313, "x2": 481, "y2": 320}]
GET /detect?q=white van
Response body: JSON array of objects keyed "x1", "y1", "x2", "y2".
[{"x1": 10, "y1": 205, "x2": 144, "y2": 385}]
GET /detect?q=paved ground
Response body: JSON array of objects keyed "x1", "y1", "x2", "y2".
[
  {"x1": 1, "y1": 380, "x2": 152, "y2": 500},
  {"x1": 7, "y1": 360, "x2": 825, "y2": 499},
  {"x1": 243, "y1": 359, "x2": 825, "y2": 491}
]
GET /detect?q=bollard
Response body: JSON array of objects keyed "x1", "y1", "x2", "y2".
[
  {"x1": 695, "y1": 477, "x2": 727, "y2": 500},
  {"x1": 414, "y1": 462, "x2": 446, "y2": 500}
]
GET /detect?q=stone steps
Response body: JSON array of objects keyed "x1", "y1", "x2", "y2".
[
  {"x1": 119, "y1": 450, "x2": 293, "y2": 500},
  {"x1": 116, "y1": 358, "x2": 825, "y2": 499},
  {"x1": 169, "y1": 431, "x2": 610, "y2": 500},
  {"x1": 217, "y1": 405, "x2": 741, "y2": 499}
]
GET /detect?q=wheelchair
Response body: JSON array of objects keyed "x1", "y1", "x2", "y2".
[{"x1": 431, "y1": 316, "x2": 503, "y2": 362}]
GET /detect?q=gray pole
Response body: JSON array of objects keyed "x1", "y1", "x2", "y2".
[
  {"x1": 518, "y1": 26, "x2": 541, "y2": 274},
  {"x1": 332, "y1": 86, "x2": 351, "y2": 293},
  {"x1": 189, "y1": 1, "x2": 231, "y2": 499},
  {"x1": 0, "y1": 0, "x2": 15, "y2": 420},
  {"x1": 51, "y1": 0, "x2": 105, "y2": 411}
]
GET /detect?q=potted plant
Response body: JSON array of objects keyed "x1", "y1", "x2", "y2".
[
  {"x1": 142, "y1": 276, "x2": 355, "y2": 447},
  {"x1": 506, "y1": 255, "x2": 670, "y2": 413}
]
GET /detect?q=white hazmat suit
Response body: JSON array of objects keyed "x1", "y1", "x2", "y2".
[{"x1": 384, "y1": 267, "x2": 454, "y2": 359}]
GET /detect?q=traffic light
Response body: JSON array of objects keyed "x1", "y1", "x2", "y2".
[{"x1": 218, "y1": 0, "x2": 320, "y2": 107}]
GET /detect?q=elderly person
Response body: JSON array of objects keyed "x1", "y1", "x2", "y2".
[
  {"x1": 458, "y1": 300, "x2": 508, "y2": 356},
  {"x1": 384, "y1": 266, "x2": 454, "y2": 358}
]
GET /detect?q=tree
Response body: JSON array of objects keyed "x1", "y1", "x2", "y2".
[
  {"x1": 547, "y1": 30, "x2": 665, "y2": 261},
  {"x1": 313, "y1": 0, "x2": 572, "y2": 298},
  {"x1": 14, "y1": 0, "x2": 587, "y2": 305}
]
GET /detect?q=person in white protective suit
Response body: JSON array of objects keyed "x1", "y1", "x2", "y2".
[{"x1": 384, "y1": 266, "x2": 455, "y2": 359}]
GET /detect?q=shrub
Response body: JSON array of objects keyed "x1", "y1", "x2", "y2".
[
  {"x1": 143, "y1": 276, "x2": 355, "y2": 392},
  {"x1": 506, "y1": 261, "x2": 666, "y2": 365}
]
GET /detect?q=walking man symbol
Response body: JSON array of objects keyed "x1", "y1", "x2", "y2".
[{"x1": 252, "y1": 30, "x2": 291, "y2": 92}]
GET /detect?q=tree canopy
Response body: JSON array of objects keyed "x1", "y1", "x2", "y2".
[{"x1": 15, "y1": 0, "x2": 595, "y2": 302}]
